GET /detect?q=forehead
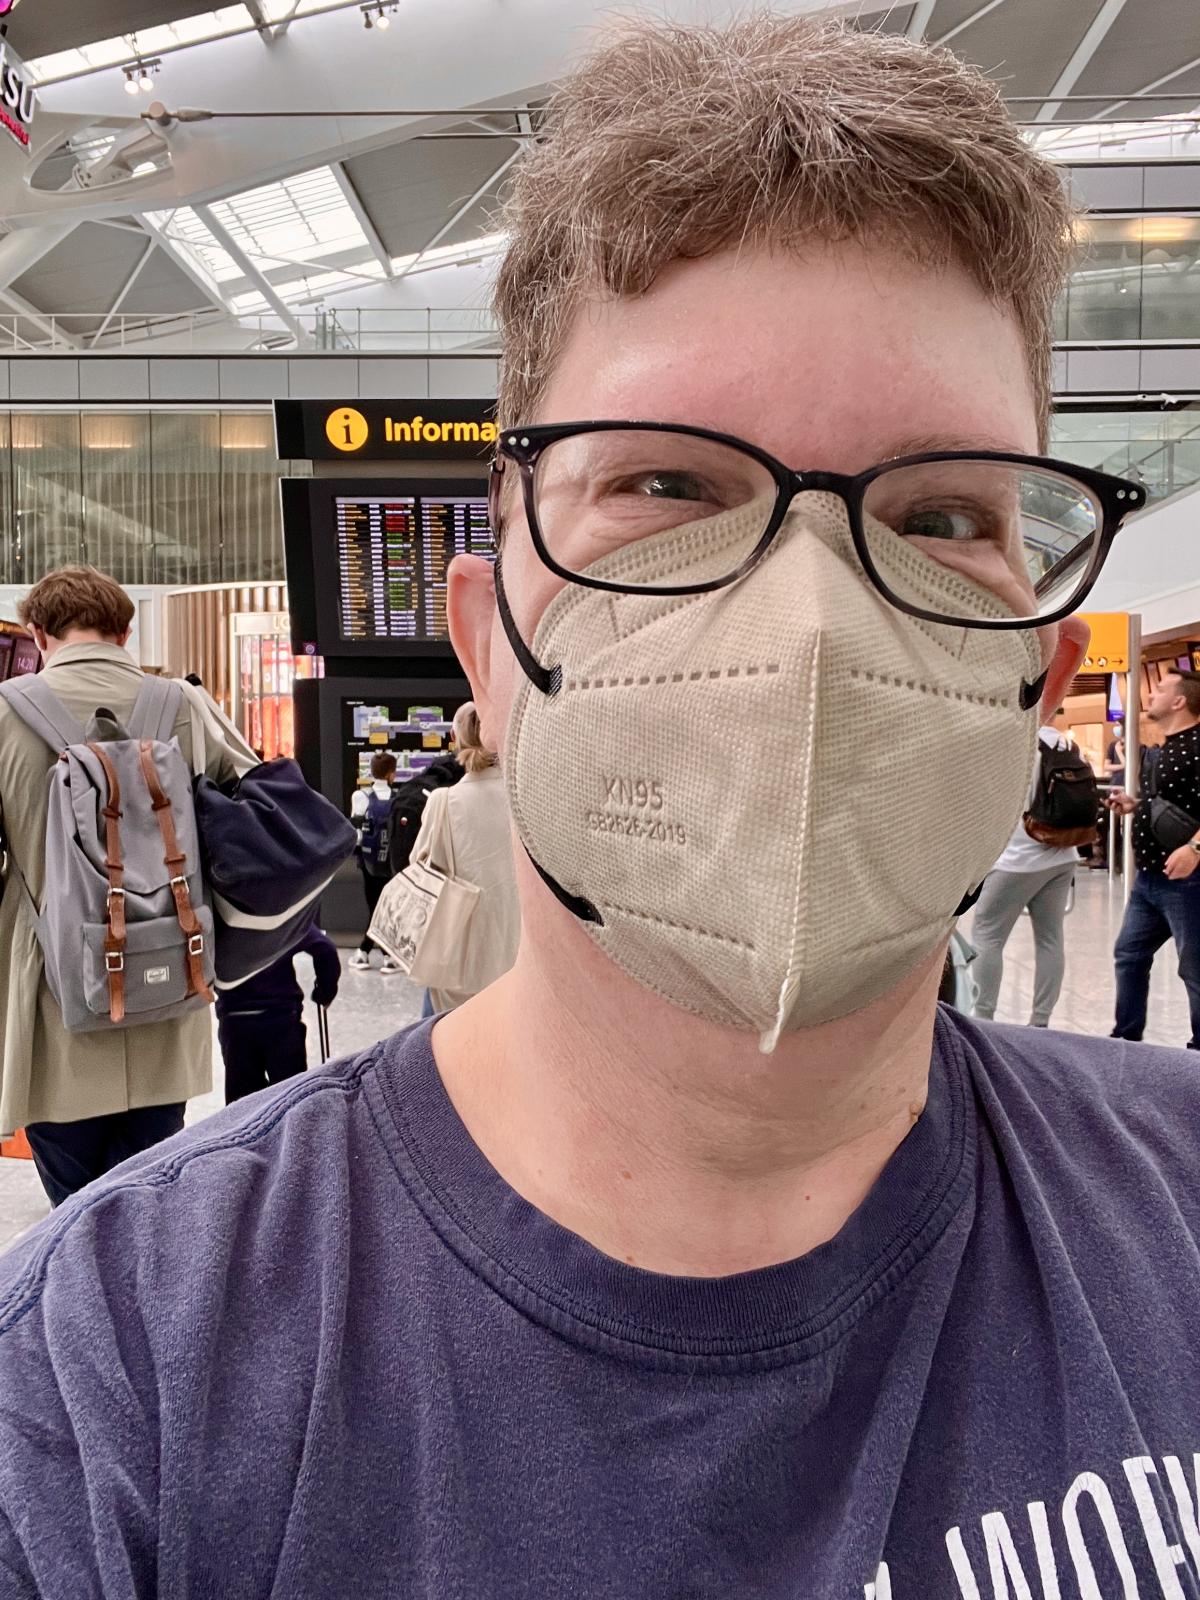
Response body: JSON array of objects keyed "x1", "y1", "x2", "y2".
[{"x1": 538, "y1": 243, "x2": 1039, "y2": 469}]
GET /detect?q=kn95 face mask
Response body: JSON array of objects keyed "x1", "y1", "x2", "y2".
[{"x1": 502, "y1": 494, "x2": 1043, "y2": 1049}]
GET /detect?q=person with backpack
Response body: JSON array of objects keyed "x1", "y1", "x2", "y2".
[
  {"x1": 1108, "y1": 669, "x2": 1200, "y2": 1049},
  {"x1": 215, "y1": 925, "x2": 341, "y2": 1105},
  {"x1": 969, "y1": 709, "x2": 1095, "y2": 1029},
  {"x1": 0, "y1": 566, "x2": 252, "y2": 1205},
  {"x1": 385, "y1": 747, "x2": 464, "y2": 880},
  {"x1": 349, "y1": 751, "x2": 401, "y2": 973}
]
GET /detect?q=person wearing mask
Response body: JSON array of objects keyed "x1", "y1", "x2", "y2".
[
  {"x1": 969, "y1": 709, "x2": 1082, "y2": 1028},
  {"x1": 0, "y1": 567, "x2": 250, "y2": 1207},
  {"x1": 349, "y1": 751, "x2": 400, "y2": 974},
  {"x1": 215, "y1": 926, "x2": 341, "y2": 1104},
  {"x1": 1108, "y1": 670, "x2": 1200, "y2": 1048},
  {"x1": 4, "y1": 22, "x2": 1195, "y2": 1598},
  {"x1": 411, "y1": 701, "x2": 519, "y2": 1014}
]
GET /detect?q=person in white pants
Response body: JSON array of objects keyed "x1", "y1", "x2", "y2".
[{"x1": 970, "y1": 712, "x2": 1080, "y2": 1028}]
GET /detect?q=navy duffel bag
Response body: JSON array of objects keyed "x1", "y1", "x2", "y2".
[{"x1": 193, "y1": 758, "x2": 357, "y2": 988}]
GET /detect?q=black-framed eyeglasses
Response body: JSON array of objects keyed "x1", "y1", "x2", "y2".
[{"x1": 489, "y1": 420, "x2": 1146, "y2": 632}]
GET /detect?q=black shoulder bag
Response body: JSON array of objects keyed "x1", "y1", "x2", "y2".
[{"x1": 1145, "y1": 747, "x2": 1200, "y2": 853}]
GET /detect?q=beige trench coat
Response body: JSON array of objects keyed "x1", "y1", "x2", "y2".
[{"x1": 0, "y1": 644, "x2": 250, "y2": 1134}]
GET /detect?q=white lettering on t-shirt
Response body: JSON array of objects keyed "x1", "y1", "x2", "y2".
[
  {"x1": 1123, "y1": 1457, "x2": 1188, "y2": 1597},
  {"x1": 864, "y1": 1561, "x2": 892, "y2": 1599},
  {"x1": 981, "y1": 1511, "x2": 1037, "y2": 1600},
  {"x1": 1059, "y1": 1472, "x2": 1137, "y2": 1599},
  {"x1": 1026, "y1": 1502, "x2": 1062, "y2": 1600},
  {"x1": 1163, "y1": 1455, "x2": 1200, "y2": 1573}
]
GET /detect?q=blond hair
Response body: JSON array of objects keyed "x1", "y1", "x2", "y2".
[
  {"x1": 453, "y1": 701, "x2": 497, "y2": 775},
  {"x1": 495, "y1": 16, "x2": 1073, "y2": 443}
]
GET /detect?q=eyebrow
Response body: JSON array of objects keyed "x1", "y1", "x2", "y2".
[{"x1": 884, "y1": 433, "x2": 1032, "y2": 459}]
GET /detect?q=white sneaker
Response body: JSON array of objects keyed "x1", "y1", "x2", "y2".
[
  {"x1": 379, "y1": 959, "x2": 400, "y2": 976},
  {"x1": 349, "y1": 951, "x2": 371, "y2": 971}
]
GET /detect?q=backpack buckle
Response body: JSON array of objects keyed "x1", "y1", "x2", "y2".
[
  {"x1": 106, "y1": 886, "x2": 125, "y2": 904},
  {"x1": 188, "y1": 933, "x2": 205, "y2": 957},
  {"x1": 105, "y1": 951, "x2": 125, "y2": 973},
  {"x1": 170, "y1": 875, "x2": 188, "y2": 889}
]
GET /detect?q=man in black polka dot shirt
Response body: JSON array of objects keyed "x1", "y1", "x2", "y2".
[{"x1": 1109, "y1": 670, "x2": 1200, "y2": 1048}]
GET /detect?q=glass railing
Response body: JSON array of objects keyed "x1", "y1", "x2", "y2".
[
  {"x1": 0, "y1": 306, "x2": 503, "y2": 355},
  {"x1": 1051, "y1": 408, "x2": 1200, "y2": 505}
]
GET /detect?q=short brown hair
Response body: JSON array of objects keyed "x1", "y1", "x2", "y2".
[
  {"x1": 495, "y1": 16, "x2": 1074, "y2": 442},
  {"x1": 370, "y1": 751, "x2": 398, "y2": 781},
  {"x1": 18, "y1": 565, "x2": 134, "y2": 640},
  {"x1": 1169, "y1": 671, "x2": 1200, "y2": 718}
]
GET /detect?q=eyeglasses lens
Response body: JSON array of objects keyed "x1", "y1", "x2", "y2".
[
  {"x1": 531, "y1": 429, "x2": 776, "y2": 591},
  {"x1": 860, "y1": 460, "x2": 1103, "y2": 624}
]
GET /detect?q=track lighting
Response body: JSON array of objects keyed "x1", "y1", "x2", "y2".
[
  {"x1": 360, "y1": 2, "x2": 398, "y2": 28},
  {"x1": 122, "y1": 59, "x2": 161, "y2": 95}
]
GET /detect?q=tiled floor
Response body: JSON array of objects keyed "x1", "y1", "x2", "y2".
[{"x1": 0, "y1": 870, "x2": 1192, "y2": 1253}]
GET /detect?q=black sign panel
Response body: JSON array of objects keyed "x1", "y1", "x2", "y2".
[{"x1": 274, "y1": 398, "x2": 497, "y2": 463}]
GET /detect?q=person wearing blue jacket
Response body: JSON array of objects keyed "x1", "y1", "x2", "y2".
[{"x1": 215, "y1": 926, "x2": 341, "y2": 1105}]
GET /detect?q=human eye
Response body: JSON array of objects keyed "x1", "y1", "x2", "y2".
[
  {"x1": 604, "y1": 468, "x2": 726, "y2": 510},
  {"x1": 895, "y1": 503, "x2": 998, "y2": 542}
]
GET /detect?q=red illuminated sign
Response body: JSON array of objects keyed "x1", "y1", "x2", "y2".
[{"x1": 0, "y1": 40, "x2": 34, "y2": 151}]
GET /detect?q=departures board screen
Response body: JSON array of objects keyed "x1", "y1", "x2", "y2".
[{"x1": 282, "y1": 477, "x2": 492, "y2": 659}]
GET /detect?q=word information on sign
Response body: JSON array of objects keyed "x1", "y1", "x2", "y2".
[{"x1": 334, "y1": 492, "x2": 492, "y2": 644}]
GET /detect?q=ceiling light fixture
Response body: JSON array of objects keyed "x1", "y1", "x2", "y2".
[
  {"x1": 360, "y1": 2, "x2": 397, "y2": 28},
  {"x1": 122, "y1": 58, "x2": 161, "y2": 95}
]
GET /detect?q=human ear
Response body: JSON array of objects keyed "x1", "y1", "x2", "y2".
[
  {"x1": 447, "y1": 556, "x2": 501, "y2": 751},
  {"x1": 1039, "y1": 615, "x2": 1089, "y2": 715}
]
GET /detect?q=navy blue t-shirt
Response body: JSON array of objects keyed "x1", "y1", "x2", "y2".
[{"x1": 2, "y1": 1009, "x2": 1200, "y2": 1599}]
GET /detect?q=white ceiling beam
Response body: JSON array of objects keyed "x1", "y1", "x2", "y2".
[
  {"x1": 0, "y1": 288, "x2": 82, "y2": 349},
  {"x1": 193, "y1": 202, "x2": 315, "y2": 347},
  {"x1": 1035, "y1": 0, "x2": 1129, "y2": 123},
  {"x1": 396, "y1": 147, "x2": 521, "y2": 281},
  {"x1": 244, "y1": 0, "x2": 272, "y2": 32},
  {"x1": 931, "y1": 0, "x2": 1007, "y2": 47},
  {"x1": 271, "y1": 1, "x2": 305, "y2": 37},
  {"x1": 332, "y1": 162, "x2": 395, "y2": 277},
  {"x1": 138, "y1": 212, "x2": 233, "y2": 317},
  {"x1": 905, "y1": 0, "x2": 938, "y2": 41},
  {"x1": 1090, "y1": 53, "x2": 1200, "y2": 121},
  {"x1": 0, "y1": 223, "x2": 76, "y2": 293},
  {"x1": 89, "y1": 235, "x2": 158, "y2": 347}
]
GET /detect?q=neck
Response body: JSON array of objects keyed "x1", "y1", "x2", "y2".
[
  {"x1": 432, "y1": 887, "x2": 941, "y2": 1277},
  {"x1": 1163, "y1": 712, "x2": 1200, "y2": 738},
  {"x1": 42, "y1": 629, "x2": 123, "y2": 661}
]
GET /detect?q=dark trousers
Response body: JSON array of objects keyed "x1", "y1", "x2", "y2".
[
  {"x1": 359, "y1": 865, "x2": 388, "y2": 954},
  {"x1": 1113, "y1": 869, "x2": 1200, "y2": 1049},
  {"x1": 218, "y1": 1008, "x2": 307, "y2": 1105},
  {"x1": 26, "y1": 1101, "x2": 186, "y2": 1208}
]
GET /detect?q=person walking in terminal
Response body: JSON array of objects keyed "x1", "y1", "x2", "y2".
[
  {"x1": 7, "y1": 19, "x2": 1200, "y2": 1600},
  {"x1": 0, "y1": 567, "x2": 250, "y2": 1207},
  {"x1": 349, "y1": 750, "x2": 401, "y2": 973},
  {"x1": 1109, "y1": 669, "x2": 1200, "y2": 1049},
  {"x1": 969, "y1": 708, "x2": 1088, "y2": 1028},
  {"x1": 215, "y1": 924, "x2": 341, "y2": 1105}
]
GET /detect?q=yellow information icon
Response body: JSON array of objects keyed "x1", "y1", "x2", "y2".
[{"x1": 325, "y1": 407, "x2": 370, "y2": 453}]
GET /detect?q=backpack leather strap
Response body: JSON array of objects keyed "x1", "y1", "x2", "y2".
[
  {"x1": 137, "y1": 742, "x2": 213, "y2": 1005},
  {"x1": 87, "y1": 742, "x2": 127, "y2": 1025}
]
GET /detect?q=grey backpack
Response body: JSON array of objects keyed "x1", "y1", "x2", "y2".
[{"x1": 0, "y1": 673, "x2": 215, "y2": 1034}]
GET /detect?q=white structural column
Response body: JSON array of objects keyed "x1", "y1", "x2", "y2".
[
  {"x1": 332, "y1": 163, "x2": 395, "y2": 278},
  {"x1": 192, "y1": 202, "x2": 315, "y2": 348},
  {"x1": 906, "y1": 0, "x2": 939, "y2": 40},
  {"x1": 138, "y1": 212, "x2": 234, "y2": 316},
  {"x1": 0, "y1": 224, "x2": 82, "y2": 347},
  {"x1": 1035, "y1": 0, "x2": 1128, "y2": 122},
  {"x1": 932, "y1": 0, "x2": 1008, "y2": 47},
  {"x1": 396, "y1": 147, "x2": 522, "y2": 281},
  {"x1": 89, "y1": 236, "x2": 159, "y2": 347}
]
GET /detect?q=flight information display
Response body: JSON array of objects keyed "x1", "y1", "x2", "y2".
[
  {"x1": 334, "y1": 491, "x2": 492, "y2": 644},
  {"x1": 282, "y1": 475, "x2": 493, "y2": 659}
]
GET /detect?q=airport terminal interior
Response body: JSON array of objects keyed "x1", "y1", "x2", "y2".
[
  {"x1": 10, "y1": 1, "x2": 1200, "y2": 1593},
  {"x1": 0, "y1": 0, "x2": 1198, "y2": 1233}
]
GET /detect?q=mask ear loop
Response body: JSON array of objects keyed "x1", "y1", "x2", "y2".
[
  {"x1": 494, "y1": 552, "x2": 561, "y2": 697},
  {"x1": 953, "y1": 666, "x2": 1049, "y2": 919}
]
